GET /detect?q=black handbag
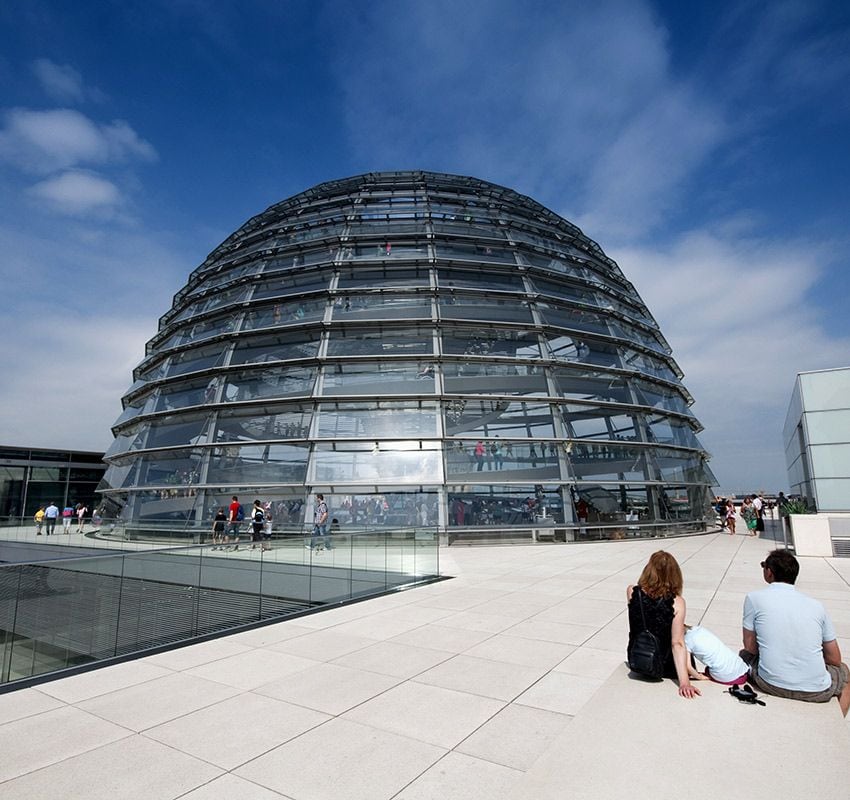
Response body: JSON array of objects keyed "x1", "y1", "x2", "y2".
[{"x1": 628, "y1": 588, "x2": 665, "y2": 679}]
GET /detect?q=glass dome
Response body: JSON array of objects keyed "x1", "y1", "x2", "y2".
[{"x1": 100, "y1": 171, "x2": 716, "y2": 540}]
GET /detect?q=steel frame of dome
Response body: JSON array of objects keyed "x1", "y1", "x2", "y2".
[{"x1": 100, "y1": 171, "x2": 716, "y2": 540}]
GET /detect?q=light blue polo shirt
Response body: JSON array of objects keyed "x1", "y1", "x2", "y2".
[{"x1": 743, "y1": 582, "x2": 836, "y2": 692}]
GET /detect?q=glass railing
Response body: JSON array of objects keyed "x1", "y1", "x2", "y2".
[
  {"x1": 446, "y1": 519, "x2": 711, "y2": 544},
  {"x1": 0, "y1": 528, "x2": 440, "y2": 689}
]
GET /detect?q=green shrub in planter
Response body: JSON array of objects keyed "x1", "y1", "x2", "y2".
[{"x1": 785, "y1": 499, "x2": 811, "y2": 514}]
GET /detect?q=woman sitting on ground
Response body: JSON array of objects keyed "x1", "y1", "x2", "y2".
[{"x1": 627, "y1": 550, "x2": 701, "y2": 699}]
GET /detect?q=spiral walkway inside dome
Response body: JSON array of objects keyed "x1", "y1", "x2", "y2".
[{"x1": 100, "y1": 171, "x2": 716, "y2": 541}]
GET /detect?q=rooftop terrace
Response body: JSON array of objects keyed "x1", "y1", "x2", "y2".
[{"x1": 1, "y1": 522, "x2": 848, "y2": 799}]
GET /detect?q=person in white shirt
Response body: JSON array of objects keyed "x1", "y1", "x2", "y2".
[
  {"x1": 685, "y1": 625, "x2": 749, "y2": 684},
  {"x1": 741, "y1": 549, "x2": 850, "y2": 715},
  {"x1": 752, "y1": 494, "x2": 765, "y2": 537}
]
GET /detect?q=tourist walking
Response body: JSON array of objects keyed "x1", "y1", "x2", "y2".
[
  {"x1": 34, "y1": 506, "x2": 45, "y2": 535},
  {"x1": 76, "y1": 503, "x2": 88, "y2": 533},
  {"x1": 474, "y1": 440, "x2": 485, "y2": 471},
  {"x1": 250, "y1": 499, "x2": 265, "y2": 550},
  {"x1": 226, "y1": 495, "x2": 243, "y2": 550},
  {"x1": 740, "y1": 496, "x2": 758, "y2": 536},
  {"x1": 211, "y1": 506, "x2": 227, "y2": 549},
  {"x1": 44, "y1": 502, "x2": 59, "y2": 535},
  {"x1": 62, "y1": 504, "x2": 74, "y2": 533},
  {"x1": 575, "y1": 497, "x2": 589, "y2": 533},
  {"x1": 725, "y1": 499, "x2": 736, "y2": 535},
  {"x1": 44, "y1": 500, "x2": 59, "y2": 536},
  {"x1": 715, "y1": 497, "x2": 727, "y2": 530},
  {"x1": 310, "y1": 493, "x2": 331, "y2": 552},
  {"x1": 490, "y1": 439, "x2": 503, "y2": 470},
  {"x1": 262, "y1": 503, "x2": 273, "y2": 551},
  {"x1": 752, "y1": 494, "x2": 765, "y2": 537}
]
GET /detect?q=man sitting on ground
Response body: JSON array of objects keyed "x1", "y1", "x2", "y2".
[{"x1": 741, "y1": 549, "x2": 850, "y2": 715}]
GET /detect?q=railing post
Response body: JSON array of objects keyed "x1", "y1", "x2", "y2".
[
  {"x1": 257, "y1": 546, "x2": 264, "y2": 622},
  {"x1": 113, "y1": 554, "x2": 126, "y2": 657},
  {"x1": 2, "y1": 566, "x2": 25, "y2": 683}
]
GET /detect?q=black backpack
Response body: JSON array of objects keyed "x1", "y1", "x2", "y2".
[
  {"x1": 627, "y1": 589, "x2": 665, "y2": 679},
  {"x1": 253, "y1": 508, "x2": 264, "y2": 523}
]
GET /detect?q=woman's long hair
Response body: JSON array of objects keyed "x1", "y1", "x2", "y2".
[{"x1": 637, "y1": 550, "x2": 683, "y2": 599}]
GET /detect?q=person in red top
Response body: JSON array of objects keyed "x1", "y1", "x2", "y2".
[
  {"x1": 474, "y1": 441, "x2": 485, "y2": 471},
  {"x1": 226, "y1": 495, "x2": 242, "y2": 551}
]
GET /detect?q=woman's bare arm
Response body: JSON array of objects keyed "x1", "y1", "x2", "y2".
[{"x1": 672, "y1": 596, "x2": 700, "y2": 699}]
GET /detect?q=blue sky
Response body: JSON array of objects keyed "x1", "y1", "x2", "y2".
[{"x1": 1, "y1": 0, "x2": 849, "y2": 493}]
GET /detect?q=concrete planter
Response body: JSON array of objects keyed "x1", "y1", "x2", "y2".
[{"x1": 789, "y1": 514, "x2": 832, "y2": 557}]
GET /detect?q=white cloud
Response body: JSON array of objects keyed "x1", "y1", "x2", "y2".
[
  {"x1": 613, "y1": 229, "x2": 850, "y2": 491},
  {"x1": 575, "y1": 87, "x2": 726, "y2": 238},
  {"x1": 323, "y1": 0, "x2": 850, "y2": 494},
  {"x1": 0, "y1": 216, "x2": 190, "y2": 452},
  {"x1": 718, "y1": 1, "x2": 850, "y2": 105},
  {"x1": 32, "y1": 59, "x2": 85, "y2": 103},
  {"x1": 0, "y1": 108, "x2": 156, "y2": 174},
  {"x1": 326, "y1": 0, "x2": 726, "y2": 235},
  {"x1": 0, "y1": 314, "x2": 151, "y2": 452},
  {"x1": 28, "y1": 170, "x2": 122, "y2": 216}
]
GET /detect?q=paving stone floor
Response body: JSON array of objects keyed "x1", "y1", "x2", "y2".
[{"x1": 1, "y1": 526, "x2": 848, "y2": 799}]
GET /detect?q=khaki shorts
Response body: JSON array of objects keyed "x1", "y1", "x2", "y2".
[{"x1": 740, "y1": 650, "x2": 849, "y2": 703}]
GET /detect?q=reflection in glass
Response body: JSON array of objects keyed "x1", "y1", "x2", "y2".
[
  {"x1": 442, "y1": 327, "x2": 541, "y2": 359},
  {"x1": 173, "y1": 284, "x2": 250, "y2": 323},
  {"x1": 207, "y1": 443, "x2": 309, "y2": 483},
  {"x1": 231, "y1": 331, "x2": 321, "y2": 365},
  {"x1": 435, "y1": 242, "x2": 516, "y2": 265},
  {"x1": 149, "y1": 377, "x2": 216, "y2": 412},
  {"x1": 436, "y1": 267, "x2": 523, "y2": 291},
  {"x1": 252, "y1": 271, "x2": 333, "y2": 302},
  {"x1": 446, "y1": 440, "x2": 561, "y2": 477},
  {"x1": 312, "y1": 442, "x2": 442, "y2": 483},
  {"x1": 331, "y1": 293, "x2": 432, "y2": 321},
  {"x1": 159, "y1": 314, "x2": 238, "y2": 350},
  {"x1": 444, "y1": 400, "x2": 554, "y2": 438},
  {"x1": 104, "y1": 172, "x2": 715, "y2": 540},
  {"x1": 443, "y1": 361, "x2": 548, "y2": 396},
  {"x1": 568, "y1": 442, "x2": 649, "y2": 482},
  {"x1": 326, "y1": 327, "x2": 433, "y2": 357},
  {"x1": 319, "y1": 491, "x2": 438, "y2": 528},
  {"x1": 337, "y1": 267, "x2": 430, "y2": 288},
  {"x1": 438, "y1": 295, "x2": 533, "y2": 324},
  {"x1": 561, "y1": 405, "x2": 639, "y2": 441},
  {"x1": 166, "y1": 344, "x2": 229, "y2": 378},
  {"x1": 322, "y1": 361, "x2": 436, "y2": 395},
  {"x1": 215, "y1": 404, "x2": 313, "y2": 443},
  {"x1": 447, "y1": 484, "x2": 564, "y2": 526},
  {"x1": 317, "y1": 402, "x2": 438, "y2": 438},
  {"x1": 222, "y1": 366, "x2": 316, "y2": 403},
  {"x1": 242, "y1": 298, "x2": 325, "y2": 330}
]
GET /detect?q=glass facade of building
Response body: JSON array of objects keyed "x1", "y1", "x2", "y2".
[
  {"x1": 0, "y1": 446, "x2": 106, "y2": 521},
  {"x1": 784, "y1": 367, "x2": 850, "y2": 512},
  {"x1": 100, "y1": 171, "x2": 715, "y2": 538}
]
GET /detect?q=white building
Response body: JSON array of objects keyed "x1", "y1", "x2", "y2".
[{"x1": 784, "y1": 366, "x2": 850, "y2": 512}]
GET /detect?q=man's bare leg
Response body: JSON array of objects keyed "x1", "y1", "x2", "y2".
[{"x1": 839, "y1": 674, "x2": 850, "y2": 717}]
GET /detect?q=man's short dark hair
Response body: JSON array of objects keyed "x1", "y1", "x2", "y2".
[{"x1": 764, "y1": 549, "x2": 799, "y2": 584}]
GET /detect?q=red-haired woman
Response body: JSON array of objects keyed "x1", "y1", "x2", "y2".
[{"x1": 627, "y1": 550, "x2": 701, "y2": 699}]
